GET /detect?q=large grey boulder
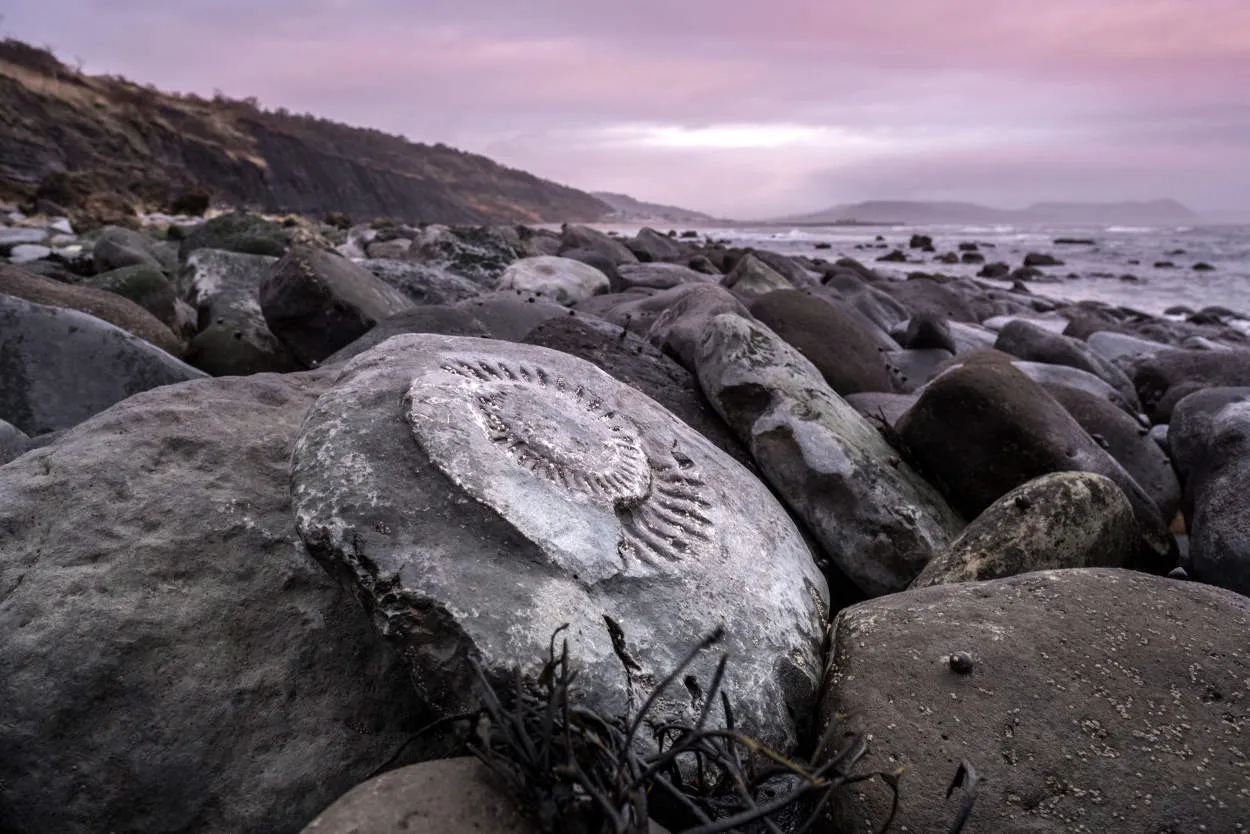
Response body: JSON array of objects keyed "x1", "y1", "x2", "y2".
[
  {"x1": 290, "y1": 335, "x2": 827, "y2": 753},
  {"x1": 0, "y1": 294, "x2": 206, "y2": 435},
  {"x1": 0, "y1": 373, "x2": 432, "y2": 834},
  {"x1": 92, "y1": 225, "x2": 163, "y2": 272},
  {"x1": 897, "y1": 360, "x2": 1174, "y2": 572},
  {"x1": 359, "y1": 258, "x2": 483, "y2": 305},
  {"x1": 819, "y1": 569, "x2": 1250, "y2": 833},
  {"x1": 1129, "y1": 348, "x2": 1250, "y2": 423},
  {"x1": 406, "y1": 225, "x2": 518, "y2": 285},
  {"x1": 496, "y1": 255, "x2": 610, "y2": 305},
  {"x1": 624, "y1": 227, "x2": 688, "y2": 263},
  {"x1": 749, "y1": 290, "x2": 899, "y2": 396},
  {"x1": 1085, "y1": 330, "x2": 1168, "y2": 365},
  {"x1": 722, "y1": 253, "x2": 793, "y2": 303},
  {"x1": 646, "y1": 284, "x2": 751, "y2": 370},
  {"x1": 259, "y1": 244, "x2": 415, "y2": 366},
  {"x1": 995, "y1": 318, "x2": 1139, "y2": 409},
  {"x1": 616, "y1": 262, "x2": 715, "y2": 290},
  {"x1": 323, "y1": 306, "x2": 490, "y2": 365},
  {"x1": 911, "y1": 472, "x2": 1139, "y2": 587},
  {"x1": 558, "y1": 224, "x2": 638, "y2": 265},
  {"x1": 1170, "y1": 388, "x2": 1250, "y2": 596},
  {"x1": 453, "y1": 291, "x2": 571, "y2": 342},
  {"x1": 694, "y1": 313, "x2": 963, "y2": 596},
  {"x1": 1047, "y1": 386, "x2": 1181, "y2": 521},
  {"x1": 0, "y1": 264, "x2": 181, "y2": 356},
  {"x1": 301, "y1": 757, "x2": 674, "y2": 834},
  {"x1": 181, "y1": 248, "x2": 301, "y2": 376}
]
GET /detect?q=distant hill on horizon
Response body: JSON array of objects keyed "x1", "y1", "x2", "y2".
[
  {"x1": 778, "y1": 198, "x2": 1207, "y2": 226},
  {"x1": 591, "y1": 191, "x2": 728, "y2": 225},
  {"x1": 0, "y1": 38, "x2": 611, "y2": 227}
]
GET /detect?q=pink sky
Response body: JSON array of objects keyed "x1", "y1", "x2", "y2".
[{"x1": 6, "y1": 0, "x2": 1249, "y2": 218}]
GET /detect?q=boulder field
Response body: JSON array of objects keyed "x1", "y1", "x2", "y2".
[{"x1": 2, "y1": 210, "x2": 1248, "y2": 833}]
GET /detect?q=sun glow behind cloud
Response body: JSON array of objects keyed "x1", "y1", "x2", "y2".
[{"x1": 609, "y1": 123, "x2": 875, "y2": 150}]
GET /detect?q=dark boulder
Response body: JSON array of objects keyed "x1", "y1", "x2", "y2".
[
  {"x1": 819, "y1": 569, "x2": 1250, "y2": 833},
  {"x1": 908, "y1": 234, "x2": 933, "y2": 249},
  {"x1": 323, "y1": 306, "x2": 490, "y2": 364},
  {"x1": 994, "y1": 319, "x2": 1139, "y2": 410},
  {"x1": 1047, "y1": 385, "x2": 1180, "y2": 522},
  {"x1": 1170, "y1": 388, "x2": 1250, "y2": 596},
  {"x1": 361, "y1": 258, "x2": 483, "y2": 306},
  {"x1": 749, "y1": 290, "x2": 898, "y2": 396},
  {"x1": 1128, "y1": 349, "x2": 1250, "y2": 423},
  {"x1": 0, "y1": 264, "x2": 181, "y2": 355},
  {"x1": 896, "y1": 361, "x2": 1173, "y2": 570},
  {"x1": 92, "y1": 225, "x2": 163, "y2": 272},
  {"x1": 899, "y1": 313, "x2": 957, "y2": 353},
  {"x1": 0, "y1": 294, "x2": 205, "y2": 435},
  {"x1": 259, "y1": 245, "x2": 415, "y2": 366},
  {"x1": 646, "y1": 283, "x2": 752, "y2": 370},
  {"x1": 722, "y1": 253, "x2": 793, "y2": 302},
  {"x1": 977, "y1": 261, "x2": 1010, "y2": 279},
  {"x1": 1023, "y1": 252, "x2": 1064, "y2": 267},
  {"x1": 455, "y1": 291, "x2": 574, "y2": 342},
  {"x1": 911, "y1": 472, "x2": 1140, "y2": 588},
  {"x1": 624, "y1": 227, "x2": 688, "y2": 262},
  {"x1": 85, "y1": 263, "x2": 179, "y2": 330},
  {"x1": 178, "y1": 211, "x2": 291, "y2": 259},
  {"x1": 0, "y1": 373, "x2": 433, "y2": 834},
  {"x1": 558, "y1": 224, "x2": 638, "y2": 265}
]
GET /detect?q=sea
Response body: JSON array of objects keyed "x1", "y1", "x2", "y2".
[{"x1": 590, "y1": 222, "x2": 1250, "y2": 321}]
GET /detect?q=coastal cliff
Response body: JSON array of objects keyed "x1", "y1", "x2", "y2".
[{"x1": 0, "y1": 38, "x2": 610, "y2": 228}]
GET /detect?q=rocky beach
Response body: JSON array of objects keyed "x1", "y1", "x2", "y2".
[{"x1": 2, "y1": 204, "x2": 1249, "y2": 833}]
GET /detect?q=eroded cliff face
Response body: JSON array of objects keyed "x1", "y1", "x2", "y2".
[{"x1": 0, "y1": 39, "x2": 609, "y2": 227}]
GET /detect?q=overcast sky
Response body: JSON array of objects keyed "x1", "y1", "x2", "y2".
[{"x1": 6, "y1": 0, "x2": 1249, "y2": 218}]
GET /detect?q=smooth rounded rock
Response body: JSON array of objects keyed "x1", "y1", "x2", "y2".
[
  {"x1": 694, "y1": 313, "x2": 964, "y2": 596},
  {"x1": 1170, "y1": 388, "x2": 1250, "y2": 596},
  {"x1": 0, "y1": 294, "x2": 205, "y2": 435},
  {"x1": 1129, "y1": 348, "x2": 1250, "y2": 423},
  {"x1": 558, "y1": 224, "x2": 638, "y2": 265},
  {"x1": 911, "y1": 472, "x2": 1139, "y2": 587},
  {"x1": 290, "y1": 334, "x2": 828, "y2": 754},
  {"x1": 819, "y1": 569, "x2": 1250, "y2": 833},
  {"x1": 1047, "y1": 386, "x2": 1181, "y2": 521},
  {"x1": 259, "y1": 244, "x2": 415, "y2": 366},
  {"x1": 302, "y1": 757, "x2": 669, "y2": 834},
  {"x1": 749, "y1": 290, "x2": 899, "y2": 396},
  {"x1": 180, "y1": 248, "x2": 301, "y2": 375},
  {"x1": 897, "y1": 361, "x2": 1174, "y2": 571},
  {"x1": 616, "y1": 262, "x2": 716, "y2": 290},
  {"x1": 722, "y1": 253, "x2": 793, "y2": 303},
  {"x1": 360, "y1": 258, "x2": 484, "y2": 306},
  {"x1": 995, "y1": 318, "x2": 1139, "y2": 409},
  {"x1": 0, "y1": 373, "x2": 432, "y2": 834},
  {"x1": 496, "y1": 255, "x2": 610, "y2": 305},
  {"x1": 0, "y1": 264, "x2": 181, "y2": 355},
  {"x1": 646, "y1": 283, "x2": 752, "y2": 371}
]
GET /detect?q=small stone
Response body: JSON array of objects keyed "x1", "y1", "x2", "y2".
[
  {"x1": 1168, "y1": 567, "x2": 1189, "y2": 580},
  {"x1": 948, "y1": 651, "x2": 974, "y2": 674}
]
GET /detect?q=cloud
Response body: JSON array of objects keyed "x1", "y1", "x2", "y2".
[{"x1": 5, "y1": 0, "x2": 1248, "y2": 215}]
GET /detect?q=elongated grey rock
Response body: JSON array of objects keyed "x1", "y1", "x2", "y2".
[
  {"x1": 290, "y1": 334, "x2": 828, "y2": 753},
  {"x1": 694, "y1": 313, "x2": 964, "y2": 596}
]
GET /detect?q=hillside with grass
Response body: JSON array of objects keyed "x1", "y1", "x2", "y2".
[{"x1": 0, "y1": 38, "x2": 610, "y2": 228}]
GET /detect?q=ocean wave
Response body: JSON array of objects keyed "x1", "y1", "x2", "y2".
[{"x1": 1105, "y1": 225, "x2": 1154, "y2": 233}]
